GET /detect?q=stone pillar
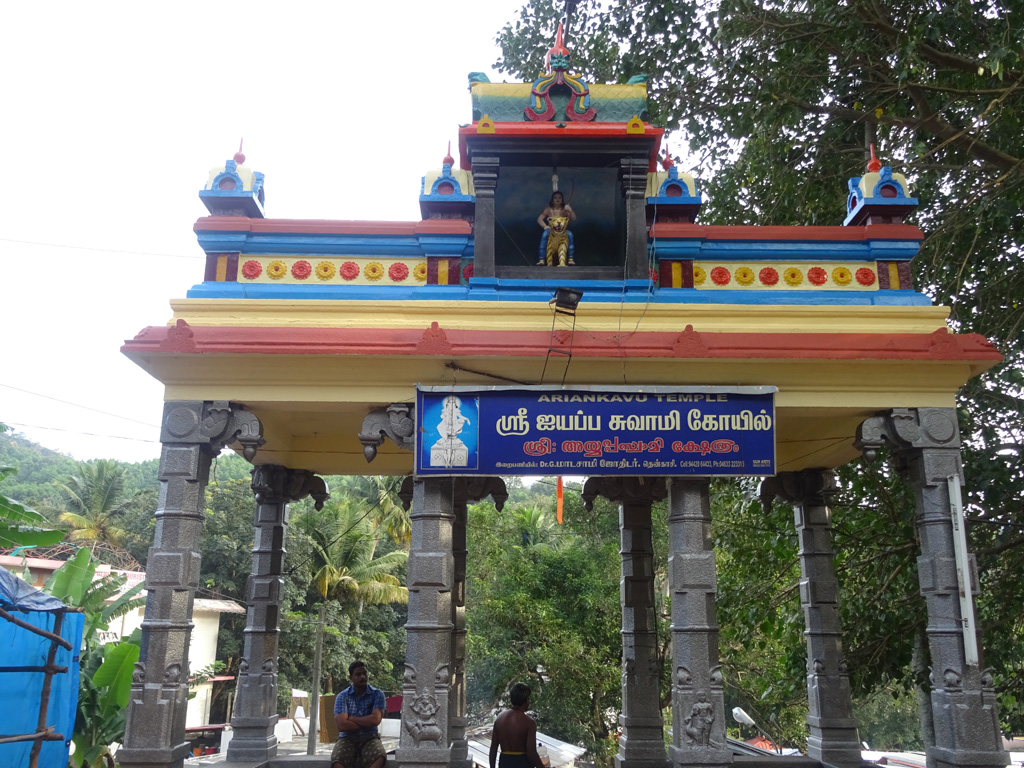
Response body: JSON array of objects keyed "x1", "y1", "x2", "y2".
[
  {"x1": 583, "y1": 478, "x2": 669, "y2": 768},
  {"x1": 119, "y1": 401, "x2": 263, "y2": 768},
  {"x1": 760, "y1": 470, "x2": 864, "y2": 768},
  {"x1": 449, "y1": 495, "x2": 470, "y2": 768},
  {"x1": 398, "y1": 478, "x2": 456, "y2": 768},
  {"x1": 856, "y1": 408, "x2": 1008, "y2": 768},
  {"x1": 227, "y1": 466, "x2": 328, "y2": 763},
  {"x1": 448, "y1": 477, "x2": 507, "y2": 768},
  {"x1": 471, "y1": 156, "x2": 500, "y2": 278},
  {"x1": 666, "y1": 478, "x2": 731, "y2": 768},
  {"x1": 620, "y1": 157, "x2": 650, "y2": 280}
]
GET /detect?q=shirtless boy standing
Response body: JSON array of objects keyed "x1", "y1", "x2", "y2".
[{"x1": 489, "y1": 683, "x2": 545, "y2": 768}]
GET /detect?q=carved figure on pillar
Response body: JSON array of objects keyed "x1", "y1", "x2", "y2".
[
  {"x1": 684, "y1": 692, "x2": 719, "y2": 749},
  {"x1": 855, "y1": 408, "x2": 1008, "y2": 768},
  {"x1": 666, "y1": 478, "x2": 730, "y2": 768},
  {"x1": 228, "y1": 465, "x2": 329, "y2": 763},
  {"x1": 119, "y1": 401, "x2": 263, "y2": 768},
  {"x1": 397, "y1": 479, "x2": 457, "y2": 768}
]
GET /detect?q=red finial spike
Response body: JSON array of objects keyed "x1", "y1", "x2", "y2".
[
  {"x1": 234, "y1": 137, "x2": 246, "y2": 165},
  {"x1": 443, "y1": 141, "x2": 454, "y2": 167},
  {"x1": 661, "y1": 146, "x2": 675, "y2": 170},
  {"x1": 867, "y1": 144, "x2": 881, "y2": 173},
  {"x1": 545, "y1": 22, "x2": 571, "y2": 72}
]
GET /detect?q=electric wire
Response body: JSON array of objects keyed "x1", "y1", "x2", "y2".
[{"x1": 0, "y1": 383, "x2": 160, "y2": 428}]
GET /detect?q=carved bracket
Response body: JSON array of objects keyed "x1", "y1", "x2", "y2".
[
  {"x1": 758, "y1": 469, "x2": 838, "y2": 512},
  {"x1": 359, "y1": 404, "x2": 416, "y2": 463},
  {"x1": 251, "y1": 465, "x2": 330, "y2": 508},
  {"x1": 161, "y1": 401, "x2": 265, "y2": 460},
  {"x1": 398, "y1": 476, "x2": 508, "y2": 511},
  {"x1": 581, "y1": 476, "x2": 667, "y2": 510},
  {"x1": 855, "y1": 407, "x2": 960, "y2": 463}
]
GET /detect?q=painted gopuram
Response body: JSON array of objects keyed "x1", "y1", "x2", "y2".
[{"x1": 119, "y1": 25, "x2": 1008, "y2": 768}]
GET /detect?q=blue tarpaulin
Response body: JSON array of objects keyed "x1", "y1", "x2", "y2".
[{"x1": 0, "y1": 568, "x2": 84, "y2": 768}]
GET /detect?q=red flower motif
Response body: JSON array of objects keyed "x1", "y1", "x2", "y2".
[
  {"x1": 759, "y1": 267, "x2": 779, "y2": 286},
  {"x1": 710, "y1": 266, "x2": 731, "y2": 285},
  {"x1": 650, "y1": 267, "x2": 659, "y2": 284},
  {"x1": 807, "y1": 266, "x2": 828, "y2": 285},
  {"x1": 340, "y1": 261, "x2": 360, "y2": 281},
  {"x1": 291, "y1": 260, "x2": 312, "y2": 280},
  {"x1": 463, "y1": 263, "x2": 474, "y2": 281},
  {"x1": 241, "y1": 260, "x2": 262, "y2": 280},
  {"x1": 856, "y1": 267, "x2": 876, "y2": 286},
  {"x1": 389, "y1": 262, "x2": 409, "y2": 282}
]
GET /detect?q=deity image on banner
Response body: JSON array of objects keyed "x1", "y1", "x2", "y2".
[{"x1": 423, "y1": 394, "x2": 480, "y2": 469}]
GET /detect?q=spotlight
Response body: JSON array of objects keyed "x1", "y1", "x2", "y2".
[{"x1": 550, "y1": 287, "x2": 583, "y2": 315}]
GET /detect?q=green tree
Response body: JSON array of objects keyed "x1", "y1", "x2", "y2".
[
  {"x1": 48, "y1": 459, "x2": 149, "y2": 563},
  {"x1": 466, "y1": 491, "x2": 623, "y2": 764},
  {"x1": 292, "y1": 499, "x2": 409, "y2": 620},
  {"x1": 0, "y1": 424, "x2": 64, "y2": 548}
]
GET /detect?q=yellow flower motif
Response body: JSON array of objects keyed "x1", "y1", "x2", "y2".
[
  {"x1": 267, "y1": 260, "x2": 287, "y2": 280},
  {"x1": 413, "y1": 262, "x2": 428, "y2": 282},
  {"x1": 832, "y1": 267, "x2": 853, "y2": 286},
  {"x1": 364, "y1": 262, "x2": 385, "y2": 281},
  {"x1": 693, "y1": 266, "x2": 707, "y2": 285},
  {"x1": 783, "y1": 267, "x2": 803, "y2": 286},
  {"x1": 316, "y1": 261, "x2": 335, "y2": 280},
  {"x1": 734, "y1": 266, "x2": 755, "y2": 286}
]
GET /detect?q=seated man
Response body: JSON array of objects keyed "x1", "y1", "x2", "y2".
[{"x1": 332, "y1": 660, "x2": 387, "y2": 768}]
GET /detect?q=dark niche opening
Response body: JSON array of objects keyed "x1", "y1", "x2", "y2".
[{"x1": 493, "y1": 166, "x2": 625, "y2": 270}]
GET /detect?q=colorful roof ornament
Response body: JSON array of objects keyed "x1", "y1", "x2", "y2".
[
  {"x1": 420, "y1": 143, "x2": 475, "y2": 221},
  {"x1": 844, "y1": 144, "x2": 917, "y2": 226},
  {"x1": 646, "y1": 148, "x2": 702, "y2": 223},
  {"x1": 200, "y1": 140, "x2": 265, "y2": 218},
  {"x1": 525, "y1": 23, "x2": 597, "y2": 122}
]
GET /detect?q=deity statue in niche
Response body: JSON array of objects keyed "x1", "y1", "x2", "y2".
[
  {"x1": 429, "y1": 395, "x2": 471, "y2": 467},
  {"x1": 537, "y1": 191, "x2": 576, "y2": 266}
]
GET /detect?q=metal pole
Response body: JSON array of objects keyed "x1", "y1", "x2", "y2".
[
  {"x1": 307, "y1": 603, "x2": 326, "y2": 756},
  {"x1": 947, "y1": 476, "x2": 979, "y2": 666}
]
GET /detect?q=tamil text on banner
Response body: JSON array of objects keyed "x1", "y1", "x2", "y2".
[{"x1": 414, "y1": 386, "x2": 776, "y2": 477}]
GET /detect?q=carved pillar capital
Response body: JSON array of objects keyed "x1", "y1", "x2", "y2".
[
  {"x1": 251, "y1": 465, "x2": 330, "y2": 508},
  {"x1": 399, "y1": 475, "x2": 507, "y2": 511},
  {"x1": 582, "y1": 477, "x2": 668, "y2": 510},
  {"x1": 855, "y1": 407, "x2": 960, "y2": 462},
  {"x1": 160, "y1": 400, "x2": 264, "y2": 460},
  {"x1": 471, "y1": 156, "x2": 500, "y2": 195},
  {"x1": 758, "y1": 468, "x2": 838, "y2": 512},
  {"x1": 358, "y1": 404, "x2": 416, "y2": 463},
  {"x1": 619, "y1": 157, "x2": 650, "y2": 199}
]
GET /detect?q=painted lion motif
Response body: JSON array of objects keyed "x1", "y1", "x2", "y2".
[{"x1": 545, "y1": 217, "x2": 572, "y2": 267}]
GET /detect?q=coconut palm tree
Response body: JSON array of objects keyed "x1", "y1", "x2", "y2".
[
  {"x1": 53, "y1": 460, "x2": 138, "y2": 555},
  {"x1": 292, "y1": 497, "x2": 409, "y2": 618}
]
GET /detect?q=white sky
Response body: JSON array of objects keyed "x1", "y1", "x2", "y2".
[{"x1": 0, "y1": 0, "x2": 531, "y2": 464}]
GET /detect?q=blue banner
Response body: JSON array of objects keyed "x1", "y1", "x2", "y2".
[{"x1": 415, "y1": 386, "x2": 775, "y2": 477}]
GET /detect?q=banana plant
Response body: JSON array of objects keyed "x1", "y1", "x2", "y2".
[{"x1": 45, "y1": 548, "x2": 145, "y2": 768}]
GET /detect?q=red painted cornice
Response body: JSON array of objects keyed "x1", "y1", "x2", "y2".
[{"x1": 123, "y1": 321, "x2": 1000, "y2": 364}]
